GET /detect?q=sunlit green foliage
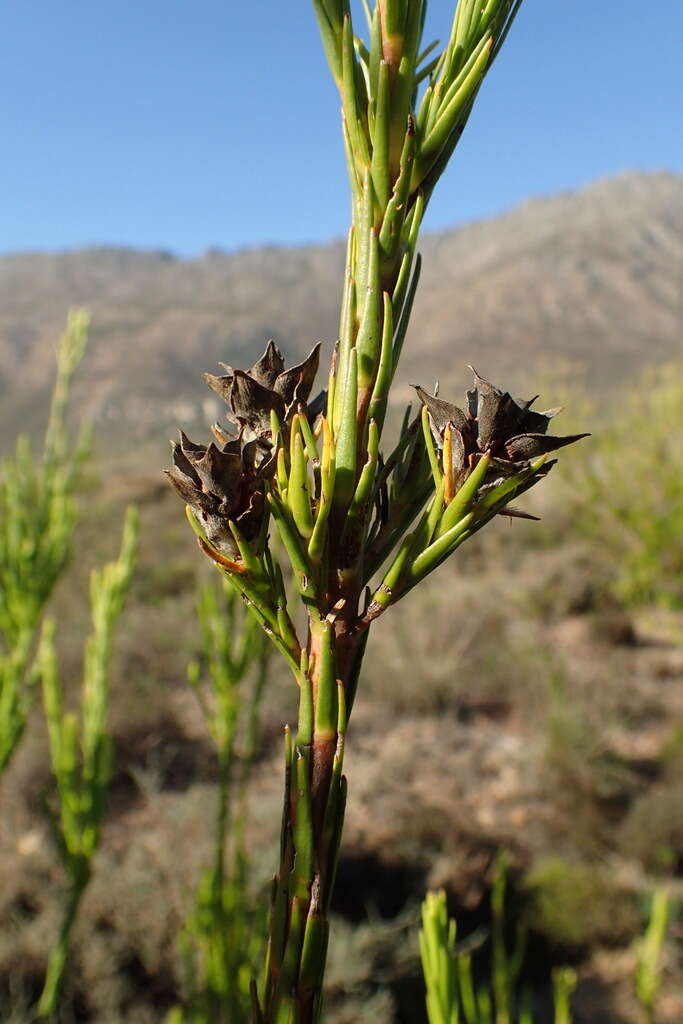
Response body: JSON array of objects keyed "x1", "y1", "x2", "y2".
[
  {"x1": 37, "y1": 507, "x2": 138, "y2": 1017},
  {"x1": 0, "y1": 309, "x2": 90, "y2": 773},
  {"x1": 566, "y1": 365, "x2": 683, "y2": 607},
  {"x1": 171, "y1": 580, "x2": 271, "y2": 1024},
  {"x1": 422, "y1": 867, "x2": 674, "y2": 1024},
  {"x1": 420, "y1": 862, "x2": 576, "y2": 1024},
  {"x1": 635, "y1": 888, "x2": 670, "y2": 1022},
  {"x1": 420, "y1": 890, "x2": 458, "y2": 1024}
]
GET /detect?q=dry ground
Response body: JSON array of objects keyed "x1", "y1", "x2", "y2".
[{"x1": 1, "y1": 467, "x2": 682, "y2": 1023}]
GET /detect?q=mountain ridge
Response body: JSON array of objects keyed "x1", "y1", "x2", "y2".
[
  {"x1": 3, "y1": 168, "x2": 678, "y2": 263},
  {"x1": 1, "y1": 170, "x2": 681, "y2": 447}
]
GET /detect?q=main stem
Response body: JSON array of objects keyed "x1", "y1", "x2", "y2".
[
  {"x1": 258, "y1": 200, "x2": 416, "y2": 1019},
  {"x1": 258, "y1": 52, "x2": 424, "y2": 1024},
  {"x1": 37, "y1": 860, "x2": 90, "y2": 1017},
  {"x1": 260, "y1": 593, "x2": 363, "y2": 1016},
  {"x1": 257, "y1": 0, "x2": 524, "y2": 1015}
]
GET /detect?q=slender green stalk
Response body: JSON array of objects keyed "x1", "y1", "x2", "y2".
[
  {"x1": 491, "y1": 855, "x2": 511, "y2": 1024},
  {"x1": 635, "y1": 888, "x2": 670, "y2": 1022},
  {"x1": 552, "y1": 969, "x2": 577, "y2": 1024},
  {"x1": 0, "y1": 310, "x2": 90, "y2": 774},
  {"x1": 176, "y1": 580, "x2": 271, "y2": 1023},
  {"x1": 420, "y1": 891, "x2": 459, "y2": 1024},
  {"x1": 37, "y1": 508, "x2": 138, "y2": 1018},
  {"x1": 38, "y1": 862, "x2": 90, "y2": 1018},
  {"x1": 420, "y1": 871, "x2": 574, "y2": 1024}
]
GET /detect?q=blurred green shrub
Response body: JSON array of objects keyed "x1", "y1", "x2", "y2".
[
  {"x1": 0, "y1": 309, "x2": 90, "y2": 773},
  {"x1": 543, "y1": 669, "x2": 639, "y2": 854},
  {"x1": 37, "y1": 507, "x2": 138, "y2": 1016},
  {"x1": 619, "y1": 783, "x2": 683, "y2": 875},
  {"x1": 565, "y1": 365, "x2": 683, "y2": 608},
  {"x1": 0, "y1": 309, "x2": 139, "y2": 1017},
  {"x1": 524, "y1": 856, "x2": 638, "y2": 949},
  {"x1": 170, "y1": 579, "x2": 271, "y2": 1024},
  {"x1": 420, "y1": 858, "x2": 577, "y2": 1024}
]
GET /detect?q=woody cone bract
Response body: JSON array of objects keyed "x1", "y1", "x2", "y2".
[{"x1": 166, "y1": 1, "x2": 588, "y2": 1020}]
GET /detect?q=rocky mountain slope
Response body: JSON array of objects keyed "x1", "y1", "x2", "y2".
[{"x1": 1, "y1": 171, "x2": 681, "y2": 446}]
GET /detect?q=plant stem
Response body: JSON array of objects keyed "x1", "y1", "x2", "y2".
[
  {"x1": 261, "y1": 613, "x2": 355, "y2": 1020},
  {"x1": 37, "y1": 861, "x2": 90, "y2": 1018}
]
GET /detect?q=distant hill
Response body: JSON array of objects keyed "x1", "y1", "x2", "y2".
[{"x1": 1, "y1": 171, "x2": 681, "y2": 449}]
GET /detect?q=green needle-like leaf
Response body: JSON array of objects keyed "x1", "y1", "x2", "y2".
[
  {"x1": 299, "y1": 913, "x2": 329, "y2": 998},
  {"x1": 410, "y1": 478, "x2": 446, "y2": 557},
  {"x1": 278, "y1": 897, "x2": 307, "y2": 1006},
  {"x1": 369, "y1": 2, "x2": 382, "y2": 99},
  {"x1": 341, "y1": 14, "x2": 370, "y2": 173},
  {"x1": 299, "y1": 921, "x2": 329, "y2": 1024},
  {"x1": 438, "y1": 453, "x2": 491, "y2": 536},
  {"x1": 355, "y1": 229, "x2": 382, "y2": 387},
  {"x1": 334, "y1": 243, "x2": 357, "y2": 431},
  {"x1": 291, "y1": 751, "x2": 315, "y2": 897},
  {"x1": 410, "y1": 511, "x2": 475, "y2": 582},
  {"x1": 379, "y1": 116, "x2": 416, "y2": 262},
  {"x1": 392, "y1": 191, "x2": 424, "y2": 310},
  {"x1": 297, "y1": 665, "x2": 314, "y2": 746},
  {"x1": 436, "y1": 31, "x2": 492, "y2": 121},
  {"x1": 391, "y1": 251, "x2": 422, "y2": 373},
  {"x1": 490, "y1": 0, "x2": 525, "y2": 62},
  {"x1": 475, "y1": 454, "x2": 548, "y2": 517},
  {"x1": 297, "y1": 407, "x2": 321, "y2": 467},
  {"x1": 228, "y1": 520, "x2": 266, "y2": 576},
  {"x1": 389, "y1": 0, "x2": 424, "y2": 164},
  {"x1": 367, "y1": 293, "x2": 394, "y2": 432},
  {"x1": 308, "y1": 418, "x2": 336, "y2": 565},
  {"x1": 322, "y1": 775, "x2": 347, "y2": 915},
  {"x1": 311, "y1": 0, "x2": 343, "y2": 85},
  {"x1": 414, "y1": 37, "x2": 492, "y2": 186},
  {"x1": 341, "y1": 419, "x2": 380, "y2": 560},
  {"x1": 288, "y1": 427, "x2": 314, "y2": 540},
  {"x1": 421, "y1": 406, "x2": 444, "y2": 487},
  {"x1": 333, "y1": 348, "x2": 359, "y2": 508},
  {"x1": 267, "y1": 493, "x2": 318, "y2": 604},
  {"x1": 370, "y1": 60, "x2": 391, "y2": 209},
  {"x1": 355, "y1": 170, "x2": 375, "y2": 312},
  {"x1": 312, "y1": 619, "x2": 338, "y2": 740}
]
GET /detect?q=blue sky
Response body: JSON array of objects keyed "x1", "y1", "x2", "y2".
[{"x1": 3, "y1": 1, "x2": 681, "y2": 255}]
